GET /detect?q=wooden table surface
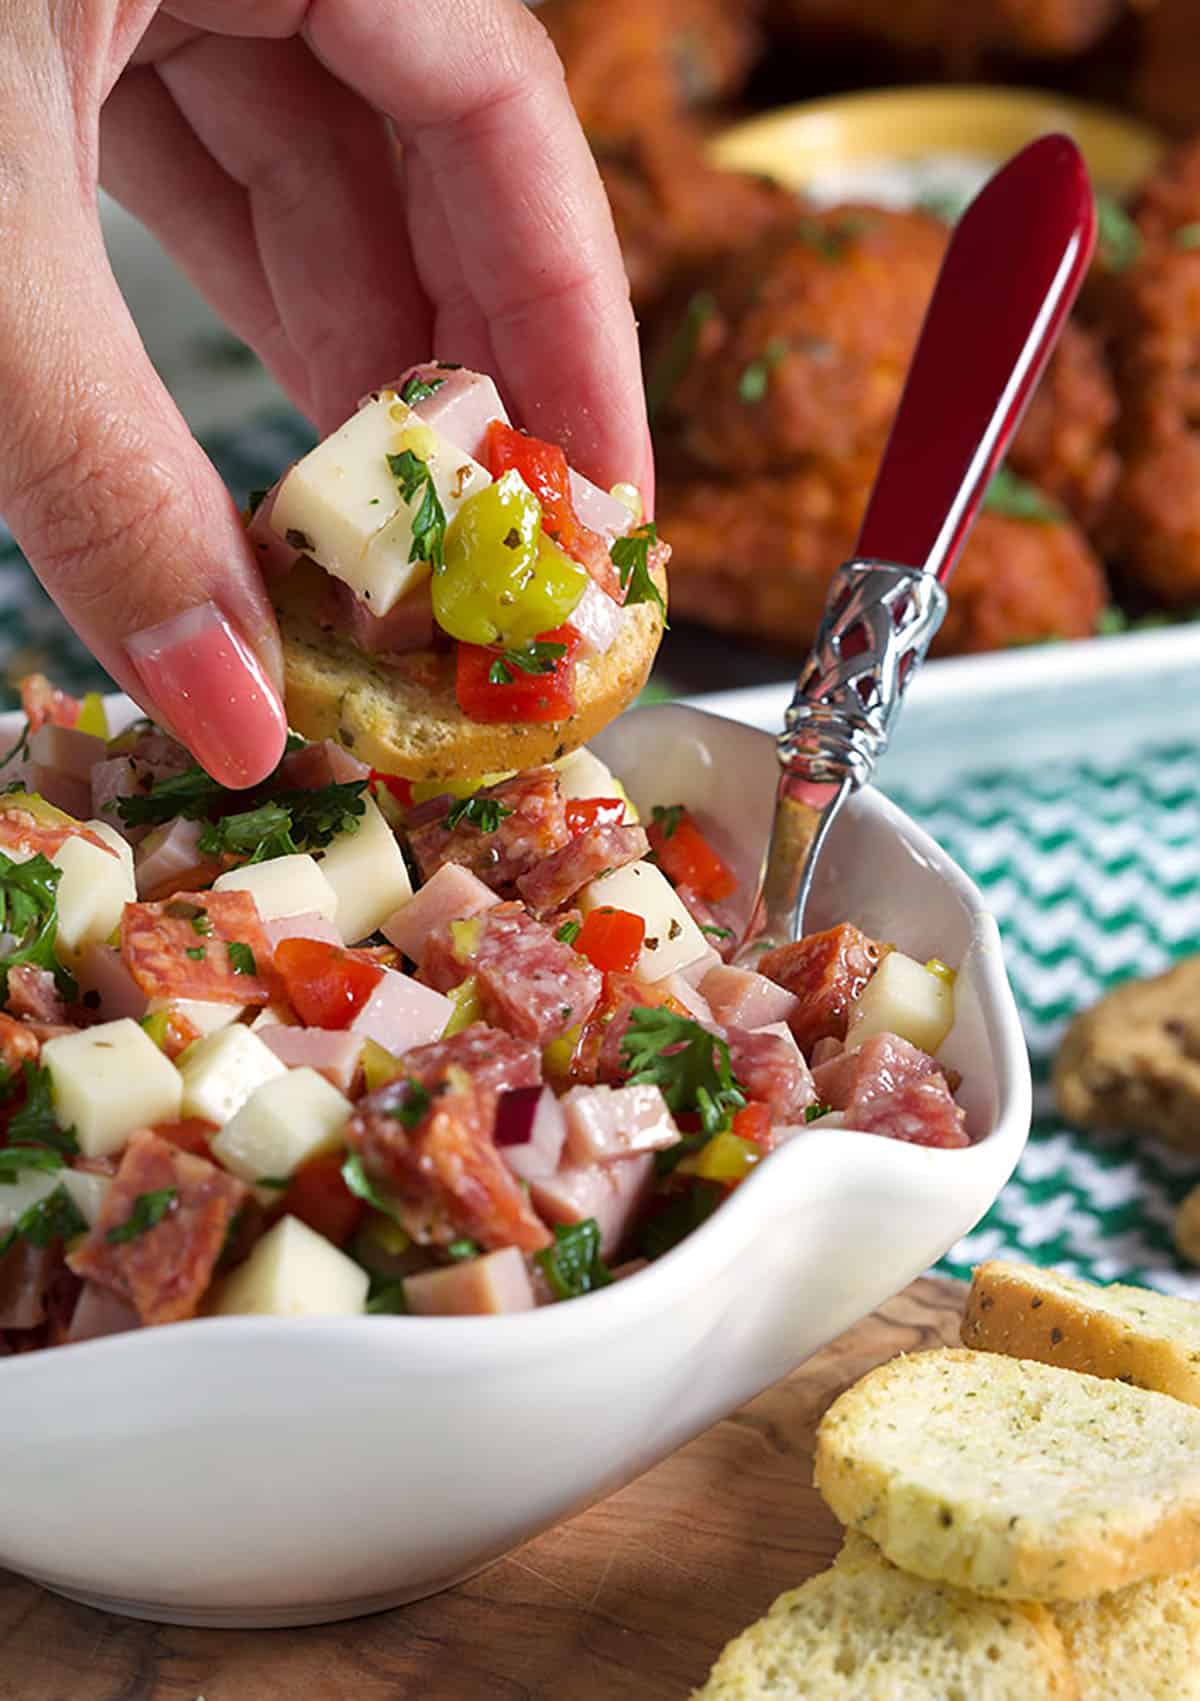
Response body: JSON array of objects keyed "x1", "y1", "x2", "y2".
[{"x1": 0, "y1": 1276, "x2": 966, "y2": 1701}]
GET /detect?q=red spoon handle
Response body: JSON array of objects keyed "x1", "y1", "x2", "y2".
[{"x1": 854, "y1": 133, "x2": 1096, "y2": 581}]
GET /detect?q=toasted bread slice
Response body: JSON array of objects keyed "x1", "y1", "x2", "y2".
[
  {"x1": 272, "y1": 558, "x2": 665, "y2": 782},
  {"x1": 814, "y1": 1347, "x2": 1200, "y2": 1601},
  {"x1": 1052, "y1": 1569, "x2": 1200, "y2": 1699},
  {"x1": 692, "y1": 1531, "x2": 1078, "y2": 1699},
  {"x1": 962, "y1": 1260, "x2": 1200, "y2": 1406}
]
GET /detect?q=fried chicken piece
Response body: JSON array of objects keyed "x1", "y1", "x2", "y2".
[
  {"x1": 1107, "y1": 435, "x2": 1200, "y2": 605},
  {"x1": 538, "y1": 0, "x2": 761, "y2": 148},
  {"x1": 1055, "y1": 955, "x2": 1200, "y2": 1152},
  {"x1": 650, "y1": 208, "x2": 948, "y2": 477},
  {"x1": 601, "y1": 124, "x2": 799, "y2": 315},
  {"x1": 658, "y1": 465, "x2": 1107, "y2": 655},
  {"x1": 1130, "y1": 132, "x2": 1200, "y2": 245},
  {"x1": 778, "y1": 0, "x2": 1120, "y2": 65},
  {"x1": 1009, "y1": 321, "x2": 1120, "y2": 529}
]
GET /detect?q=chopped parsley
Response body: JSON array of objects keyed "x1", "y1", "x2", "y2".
[
  {"x1": 651, "y1": 803, "x2": 684, "y2": 840},
  {"x1": 4, "y1": 1061, "x2": 77, "y2": 1154},
  {"x1": 445, "y1": 795, "x2": 514, "y2": 833},
  {"x1": 446, "y1": 1237, "x2": 480, "y2": 1261},
  {"x1": 227, "y1": 942, "x2": 257, "y2": 977},
  {"x1": 387, "y1": 449, "x2": 447, "y2": 571},
  {"x1": 197, "y1": 782, "x2": 367, "y2": 864},
  {"x1": 1175, "y1": 223, "x2": 1200, "y2": 251},
  {"x1": 198, "y1": 800, "x2": 293, "y2": 862},
  {"x1": 0, "y1": 1184, "x2": 86, "y2": 1259},
  {"x1": 0, "y1": 850, "x2": 73, "y2": 999},
  {"x1": 737, "y1": 337, "x2": 789, "y2": 404},
  {"x1": 645, "y1": 290, "x2": 716, "y2": 421},
  {"x1": 793, "y1": 213, "x2": 869, "y2": 261},
  {"x1": 0, "y1": 1144, "x2": 64, "y2": 1184},
  {"x1": 399, "y1": 375, "x2": 447, "y2": 405},
  {"x1": 115, "y1": 764, "x2": 225, "y2": 829},
  {"x1": 341, "y1": 1151, "x2": 409, "y2": 1221},
  {"x1": 105, "y1": 1187, "x2": 177, "y2": 1245},
  {"x1": 487, "y1": 640, "x2": 568, "y2": 687},
  {"x1": 804, "y1": 1102, "x2": 834, "y2": 1123},
  {"x1": 366, "y1": 1278, "x2": 409, "y2": 1314},
  {"x1": 185, "y1": 946, "x2": 206, "y2": 961},
  {"x1": 534, "y1": 1218, "x2": 612, "y2": 1300},
  {"x1": 982, "y1": 466, "x2": 1062, "y2": 525},
  {"x1": 1096, "y1": 194, "x2": 1141, "y2": 274},
  {"x1": 0, "y1": 724, "x2": 30, "y2": 774},
  {"x1": 384, "y1": 1078, "x2": 432, "y2": 1129},
  {"x1": 611, "y1": 522, "x2": 667, "y2": 621},
  {"x1": 255, "y1": 1176, "x2": 291, "y2": 1191},
  {"x1": 700, "y1": 923, "x2": 733, "y2": 942},
  {"x1": 191, "y1": 914, "x2": 213, "y2": 936},
  {"x1": 555, "y1": 919, "x2": 582, "y2": 946},
  {"x1": 637, "y1": 1179, "x2": 723, "y2": 1261},
  {"x1": 621, "y1": 1007, "x2": 746, "y2": 1138}
]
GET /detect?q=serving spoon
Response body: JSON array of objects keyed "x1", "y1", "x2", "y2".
[{"x1": 737, "y1": 133, "x2": 1097, "y2": 964}]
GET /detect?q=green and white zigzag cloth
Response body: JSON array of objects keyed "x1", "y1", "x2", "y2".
[{"x1": 1, "y1": 406, "x2": 1198, "y2": 1296}]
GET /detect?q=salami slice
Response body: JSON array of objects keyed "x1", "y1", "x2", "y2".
[
  {"x1": 420, "y1": 902, "x2": 601, "y2": 1044},
  {"x1": 850, "y1": 1074, "x2": 970, "y2": 1148},
  {"x1": 400, "y1": 1024, "x2": 542, "y2": 1098},
  {"x1": 121, "y1": 890, "x2": 278, "y2": 1006},
  {"x1": 758, "y1": 924, "x2": 883, "y2": 1058},
  {"x1": 406, "y1": 768, "x2": 570, "y2": 892},
  {"x1": 0, "y1": 1011, "x2": 41, "y2": 1070},
  {"x1": 722, "y1": 1026, "x2": 816, "y2": 1122},
  {"x1": 516, "y1": 822, "x2": 648, "y2": 917},
  {"x1": 0, "y1": 808, "x2": 115, "y2": 861},
  {"x1": 67, "y1": 1129, "x2": 249, "y2": 1324}
]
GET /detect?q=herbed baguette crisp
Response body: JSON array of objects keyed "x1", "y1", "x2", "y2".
[
  {"x1": 814, "y1": 1347, "x2": 1200, "y2": 1601},
  {"x1": 691, "y1": 1527, "x2": 1078, "y2": 1699},
  {"x1": 962, "y1": 1260, "x2": 1200, "y2": 1406},
  {"x1": 272, "y1": 558, "x2": 666, "y2": 782}
]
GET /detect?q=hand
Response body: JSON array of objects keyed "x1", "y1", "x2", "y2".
[{"x1": 0, "y1": 0, "x2": 649, "y2": 786}]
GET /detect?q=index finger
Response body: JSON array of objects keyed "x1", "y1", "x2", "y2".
[{"x1": 304, "y1": 0, "x2": 652, "y2": 502}]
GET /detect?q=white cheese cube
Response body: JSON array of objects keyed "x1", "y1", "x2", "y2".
[
  {"x1": 0, "y1": 1168, "x2": 62, "y2": 1231},
  {"x1": 212, "y1": 853, "x2": 338, "y2": 924},
  {"x1": 61, "y1": 1167, "x2": 111, "y2": 1228},
  {"x1": 579, "y1": 860, "x2": 709, "y2": 982},
  {"x1": 28, "y1": 724, "x2": 107, "y2": 781},
  {"x1": 51, "y1": 834, "x2": 136, "y2": 960},
  {"x1": 847, "y1": 950, "x2": 955, "y2": 1056},
  {"x1": 145, "y1": 997, "x2": 243, "y2": 1037},
  {"x1": 41, "y1": 1019, "x2": 182, "y2": 1159},
  {"x1": 178, "y1": 1025, "x2": 287, "y2": 1128},
  {"x1": 86, "y1": 819, "x2": 135, "y2": 876},
  {"x1": 209, "y1": 1067, "x2": 351, "y2": 1183},
  {"x1": 553, "y1": 746, "x2": 637, "y2": 822},
  {"x1": 316, "y1": 796, "x2": 412, "y2": 944},
  {"x1": 212, "y1": 1214, "x2": 368, "y2": 1318},
  {"x1": 270, "y1": 395, "x2": 490, "y2": 615}
]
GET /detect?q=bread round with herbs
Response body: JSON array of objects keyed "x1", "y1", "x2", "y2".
[
  {"x1": 814, "y1": 1346, "x2": 1200, "y2": 1601},
  {"x1": 272, "y1": 557, "x2": 666, "y2": 782}
]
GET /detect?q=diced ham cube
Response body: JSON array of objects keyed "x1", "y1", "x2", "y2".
[
  {"x1": 404, "y1": 1246, "x2": 535, "y2": 1316},
  {"x1": 381, "y1": 862, "x2": 501, "y2": 961},
  {"x1": 262, "y1": 910, "x2": 343, "y2": 953},
  {"x1": 724, "y1": 1025, "x2": 816, "y2": 1121},
  {"x1": 379, "y1": 364, "x2": 509, "y2": 462},
  {"x1": 567, "y1": 468, "x2": 636, "y2": 542},
  {"x1": 65, "y1": 1281, "x2": 141, "y2": 1344},
  {"x1": 813, "y1": 1032, "x2": 941, "y2": 1118},
  {"x1": 0, "y1": 1242, "x2": 57, "y2": 1330},
  {"x1": 530, "y1": 1154, "x2": 654, "y2": 1261},
  {"x1": 400, "y1": 1024, "x2": 542, "y2": 1099},
  {"x1": 758, "y1": 924, "x2": 883, "y2": 1057},
  {"x1": 494, "y1": 1085, "x2": 567, "y2": 1181},
  {"x1": 338, "y1": 579, "x2": 436, "y2": 657},
  {"x1": 406, "y1": 769, "x2": 570, "y2": 892},
  {"x1": 658, "y1": 972, "x2": 713, "y2": 1024},
  {"x1": 67, "y1": 1130, "x2": 249, "y2": 1324},
  {"x1": 420, "y1": 902, "x2": 601, "y2": 1044},
  {"x1": 29, "y1": 723, "x2": 107, "y2": 781},
  {"x1": 28, "y1": 766, "x2": 92, "y2": 820},
  {"x1": 516, "y1": 821, "x2": 648, "y2": 917},
  {"x1": 276, "y1": 738, "x2": 370, "y2": 789},
  {"x1": 75, "y1": 942, "x2": 148, "y2": 1022},
  {"x1": 702, "y1": 964, "x2": 801, "y2": 1032},
  {"x1": 347, "y1": 1067, "x2": 551, "y2": 1252},
  {"x1": 135, "y1": 818, "x2": 220, "y2": 901},
  {"x1": 260, "y1": 1025, "x2": 365, "y2": 1093},
  {"x1": 90, "y1": 731, "x2": 192, "y2": 842},
  {"x1": 349, "y1": 967, "x2": 453, "y2": 1054},
  {"x1": 850, "y1": 1074, "x2": 969, "y2": 1149},
  {"x1": 561, "y1": 1083, "x2": 679, "y2": 1165},
  {"x1": 245, "y1": 484, "x2": 300, "y2": 579}
]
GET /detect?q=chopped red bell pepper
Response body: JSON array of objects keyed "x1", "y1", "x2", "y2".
[
  {"x1": 279, "y1": 1151, "x2": 365, "y2": 1247},
  {"x1": 647, "y1": 808, "x2": 736, "y2": 903},
  {"x1": 455, "y1": 624, "x2": 581, "y2": 724},
  {"x1": 273, "y1": 938, "x2": 382, "y2": 1029},
  {"x1": 575, "y1": 906, "x2": 645, "y2": 974},
  {"x1": 564, "y1": 797, "x2": 626, "y2": 836},
  {"x1": 731, "y1": 1101, "x2": 772, "y2": 1146},
  {"x1": 485, "y1": 420, "x2": 581, "y2": 552},
  {"x1": 370, "y1": 769, "x2": 414, "y2": 808}
]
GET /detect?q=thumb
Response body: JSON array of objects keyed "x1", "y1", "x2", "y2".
[{"x1": 0, "y1": 176, "x2": 287, "y2": 789}]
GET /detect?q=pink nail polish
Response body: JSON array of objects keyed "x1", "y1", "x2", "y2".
[{"x1": 125, "y1": 602, "x2": 287, "y2": 789}]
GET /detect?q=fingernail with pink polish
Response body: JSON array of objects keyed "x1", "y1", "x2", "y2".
[{"x1": 125, "y1": 602, "x2": 287, "y2": 789}]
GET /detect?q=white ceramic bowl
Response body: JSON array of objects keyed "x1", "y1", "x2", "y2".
[{"x1": 0, "y1": 702, "x2": 1030, "y2": 1627}]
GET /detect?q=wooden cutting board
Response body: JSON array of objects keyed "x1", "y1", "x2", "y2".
[{"x1": 0, "y1": 1275, "x2": 966, "y2": 1701}]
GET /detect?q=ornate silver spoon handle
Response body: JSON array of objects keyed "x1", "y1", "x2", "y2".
[{"x1": 739, "y1": 135, "x2": 1096, "y2": 960}]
